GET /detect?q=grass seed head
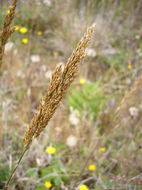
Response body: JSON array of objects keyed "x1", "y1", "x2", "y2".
[
  {"x1": 0, "y1": 0, "x2": 17, "y2": 68},
  {"x1": 23, "y1": 24, "x2": 95, "y2": 147}
]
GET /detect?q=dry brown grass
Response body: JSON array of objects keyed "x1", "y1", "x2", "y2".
[
  {"x1": 4, "y1": 24, "x2": 95, "y2": 189},
  {"x1": 0, "y1": 0, "x2": 17, "y2": 69},
  {"x1": 23, "y1": 24, "x2": 95, "y2": 147},
  {"x1": 114, "y1": 75, "x2": 142, "y2": 128},
  {"x1": 116, "y1": 75, "x2": 142, "y2": 113}
]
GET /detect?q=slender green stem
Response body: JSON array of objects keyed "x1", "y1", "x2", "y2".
[
  {"x1": 3, "y1": 109, "x2": 41, "y2": 189},
  {"x1": 72, "y1": 148, "x2": 95, "y2": 189},
  {"x1": 3, "y1": 144, "x2": 30, "y2": 190}
]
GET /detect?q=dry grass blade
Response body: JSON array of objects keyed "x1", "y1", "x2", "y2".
[
  {"x1": 0, "y1": 0, "x2": 17, "y2": 69},
  {"x1": 23, "y1": 23, "x2": 95, "y2": 147}
]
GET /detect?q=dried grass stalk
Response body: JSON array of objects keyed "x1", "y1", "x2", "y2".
[
  {"x1": 115, "y1": 75, "x2": 142, "y2": 119},
  {"x1": 23, "y1": 24, "x2": 95, "y2": 147},
  {"x1": 0, "y1": 0, "x2": 17, "y2": 68}
]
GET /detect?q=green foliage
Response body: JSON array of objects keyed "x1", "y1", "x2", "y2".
[
  {"x1": 26, "y1": 168, "x2": 37, "y2": 178},
  {"x1": 67, "y1": 82, "x2": 106, "y2": 120},
  {"x1": 36, "y1": 159, "x2": 68, "y2": 190},
  {"x1": 36, "y1": 142, "x2": 68, "y2": 189},
  {"x1": 102, "y1": 177, "x2": 111, "y2": 189},
  {"x1": 36, "y1": 186, "x2": 45, "y2": 190},
  {"x1": 0, "y1": 164, "x2": 9, "y2": 188},
  {"x1": 111, "y1": 50, "x2": 128, "y2": 71},
  {"x1": 98, "y1": 49, "x2": 128, "y2": 72},
  {"x1": 97, "y1": 55, "x2": 110, "y2": 67}
]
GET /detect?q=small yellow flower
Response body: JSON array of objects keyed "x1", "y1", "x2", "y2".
[
  {"x1": 22, "y1": 38, "x2": 28, "y2": 44},
  {"x1": 99, "y1": 147, "x2": 106, "y2": 153},
  {"x1": 37, "y1": 31, "x2": 43, "y2": 36},
  {"x1": 79, "y1": 78, "x2": 85, "y2": 85},
  {"x1": 20, "y1": 27, "x2": 28, "y2": 34},
  {"x1": 44, "y1": 181, "x2": 52, "y2": 189},
  {"x1": 7, "y1": 10, "x2": 10, "y2": 15},
  {"x1": 88, "y1": 164, "x2": 96, "y2": 171},
  {"x1": 128, "y1": 64, "x2": 132, "y2": 70},
  {"x1": 15, "y1": 25, "x2": 19, "y2": 31},
  {"x1": 46, "y1": 146, "x2": 56, "y2": 155},
  {"x1": 7, "y1": 5, "x2": 14, "y2": 14},
  {"x1": 79, "y1": 184, "x2": 89, "y2": 190}
]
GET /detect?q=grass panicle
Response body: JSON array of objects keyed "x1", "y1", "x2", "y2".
[
  {"x1": 4, "y1": 24, "x2": 95, "y2": 190},
  {"x1": 0, "y1": 0, "x2": 17, "y2": 68},
  {"x1": 23, "y1": 23, "x2": 95, "y2": 147}
]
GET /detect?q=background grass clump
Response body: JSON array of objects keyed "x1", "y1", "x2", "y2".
[{"x1": 67, "y1": 82, "x2": 106, "y2": 120}]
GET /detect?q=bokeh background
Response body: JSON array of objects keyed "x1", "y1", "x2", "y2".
[{"x1": 0, "y1": 0, "x2": 142, "y2": 189}]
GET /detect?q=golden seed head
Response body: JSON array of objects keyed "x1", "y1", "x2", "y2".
[
  {"x1": 0, "y1": 0, "x2": 17, "y2": 68},
  {"x1": 23, "y1": 24, "x2": 95, "y2": 147}
]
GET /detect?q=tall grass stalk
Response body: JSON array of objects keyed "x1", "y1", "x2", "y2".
[
  {"x1": 3, "y1": 23, "x2": 95, "y2": 190},
  {"x1": 0, "y1": 0, "x2": 17, "y2": 69}
]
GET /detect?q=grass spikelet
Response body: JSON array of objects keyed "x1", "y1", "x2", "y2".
[
  {"x1": 23, "y1": 24, "x2": 95, "y2": 147},
  {"x1": 0, "y1": 0, "x2": 17, "y2": 68}
]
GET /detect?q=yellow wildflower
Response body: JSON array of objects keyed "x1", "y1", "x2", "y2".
[
  {"x1": 128, "y1": 63, "x2": 132, "y2": 70},
  {"x1": 7, "y1": 5, "x2": 14, "y2": 14},
  {"x1": 20, "y1": 27, "x2": 28, "y2": 34},
  {"x1": 44, "y1": 181, "x2": 52, "y2": 189},
  {"x1": 7, "y1": 10, "x2": 10, "y2": 15},
  {"x1": 99, "y1": 147, "x2": 106, "y2": 153},
  {"x1": 79, "y1": 184, "x2": 89, "y2": 190},
  {"x1": 15, "y1": 25, "x2": 19, "y2": 31},
  {"x1": 37, "y1": 31, "x2": 43, "y2": 36},
  {"x1": 22, "y1": 38, "x2": 28, "y2": 44},
  {"x1": 46, "y1": 146, "x2": 56, "y2": 155},
  {"x1": 79, "y1": 77, "x2": 85, "y2": 85},
  {"x1": 88, "y1": 164, "x2": 96, "y2": 171}
]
